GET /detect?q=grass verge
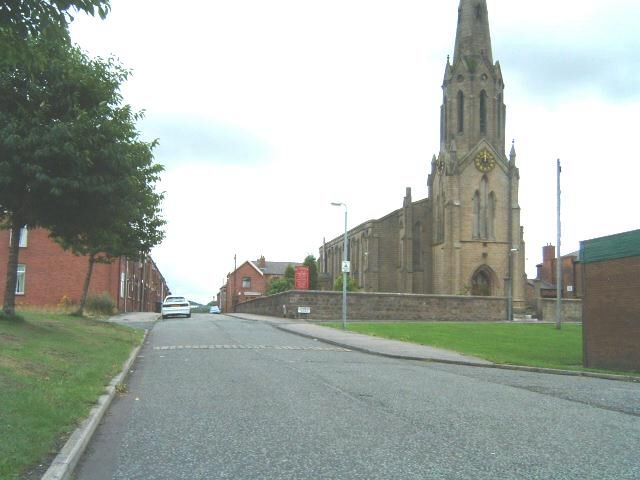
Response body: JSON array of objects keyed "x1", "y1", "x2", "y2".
[
  {"x1": 0, "y1": 311, "x2": 143, "y2": 479},
  {"x1": 328, "y1": 322, "x2": 594, "y2": 370}
]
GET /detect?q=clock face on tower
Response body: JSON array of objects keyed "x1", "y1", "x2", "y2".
[{"x1": 475, "y1": 149, "x2": 496, "y2": 172}]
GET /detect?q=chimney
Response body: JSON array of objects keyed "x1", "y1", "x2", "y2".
[
  {"x1": 543, "y1": 244, "x2": 555, "y2": 261},
  {"x1": 257, "y1": 256, "x2": 266, "y2": 268}
]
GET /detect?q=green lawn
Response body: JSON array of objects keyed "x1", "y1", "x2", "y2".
[
  {"x1": 330, "y1": 322, "x2": 586, "y2": 370},
  {"x1": 0, "y1": 311, "x2": 143, "y2": 479}
]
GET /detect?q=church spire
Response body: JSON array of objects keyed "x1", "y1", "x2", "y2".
[{"x1": 453, "y1": 0, "x2": 493, "y2": 65}]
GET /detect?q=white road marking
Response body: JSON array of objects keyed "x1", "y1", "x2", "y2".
[{"x1": 153, "y1": 344, "x2": 351, "y2": 352}]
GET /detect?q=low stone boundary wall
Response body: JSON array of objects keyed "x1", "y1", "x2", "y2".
[
  {"x1": 538, "y1": 298, "x2": 582, "y2": 323},
  {"x1": 234, "y1": 290, "x2": 508, "y2": 322}
]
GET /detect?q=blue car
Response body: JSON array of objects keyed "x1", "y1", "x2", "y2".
[{"x1": 209, "y1": 306, "x2": 221, "y2": 314}]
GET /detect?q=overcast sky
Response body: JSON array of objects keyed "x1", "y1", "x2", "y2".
[{"x1": 70, "y1": 0, "x2": 640, "y2": 304}]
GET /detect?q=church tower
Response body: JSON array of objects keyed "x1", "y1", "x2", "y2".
[{"x1": 428, "y1": 0, "x2": 526, "y2": 306}]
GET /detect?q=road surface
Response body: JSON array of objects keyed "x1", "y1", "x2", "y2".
[{"x1": 75, "y1": 314, "x2": 640, "y2": 479}]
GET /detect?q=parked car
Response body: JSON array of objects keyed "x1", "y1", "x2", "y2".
[
  {"x1": 209, "y1": 305, "x2": 221, "y2": 314},
  {"x1": 161, "y1": 296, "x2": 191, "y2": 319}
]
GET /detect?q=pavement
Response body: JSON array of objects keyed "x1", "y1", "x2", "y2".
[
  {"x1": 228, "y1": 313, "x2": 494, "y2": 365},
  {"x1": 228, "y1": 312, "x2": 640, "y2": 382}
]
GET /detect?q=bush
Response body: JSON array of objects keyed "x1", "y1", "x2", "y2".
[
  {"x1": 58, "y1": 295, "x2": 77, "y2": 308},
  {"x1": 85, "y1": 292, "x2": 116, "y2": 315},
  {"x1": 333, "y1": 275, "x2": 358, "y2": 292},
  {"x1": 267, "y1": 277, "x2": 293, "y2": 295}
]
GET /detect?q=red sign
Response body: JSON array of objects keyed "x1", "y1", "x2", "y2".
[{"x1": 294, "y1": 266, "x2": 310, "y2": 290}]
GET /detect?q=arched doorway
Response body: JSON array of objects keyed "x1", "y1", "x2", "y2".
[{"x1": 471, "y1": 267, "x2": 494, "y2": 296}]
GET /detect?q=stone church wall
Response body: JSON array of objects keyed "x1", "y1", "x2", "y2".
[{"x1": 234, "y1": 290, "x2": 507, "y2": 322}]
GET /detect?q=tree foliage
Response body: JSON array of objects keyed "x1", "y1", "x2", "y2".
[
  {"x1": 333, "y1": 275, "x2": 358, "y2": 292},
  {"x1": 266, "y1": 277, "x2": 293, "y2": 296},
  {"x1": 0, "y1": 36, "x2": 164, "y2": 315},
  {"x1": 0, "y1": 0, "x2": 110, "y2": 66},
  {"x1": 303, "y1": 255, "x2": 319, "y2": 290},
  {"x1": 284, "y1": 264, "x2": 295, "y2": 283}
]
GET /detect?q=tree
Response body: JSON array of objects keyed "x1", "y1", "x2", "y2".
[
  {"x1": 51, "y1": 167, "x2": 165, "y2": 315},
  {"x1": 284, "y1": 264, "x2": 295, "y2": 284},
  {"x1": 303, "y1": 255, "x2": 319, "y2": 290},
  {"x1": 0, "y1": 38, "x2": 160, "y2": 315},
  {"x1": 1, "y1": 0, "x2": 110, "y2": 67}
]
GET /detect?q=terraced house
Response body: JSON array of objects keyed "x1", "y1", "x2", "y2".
[{"x1": 0, "y1": 227, "x2": 169, "y2": 313}]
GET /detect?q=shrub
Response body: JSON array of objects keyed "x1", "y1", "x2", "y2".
[
  {"x1": 58, "y1": 295, "x2": 77, "y2": 309},
  {"x1": 267, "y1": 277, "x2": 293, "y2": 295},
  {"x1": 333, "y1": 275, "x2": 358, "y2": 292},
  {"x1": 85, "y1": 292, "x2": 116, "y2": 315}
]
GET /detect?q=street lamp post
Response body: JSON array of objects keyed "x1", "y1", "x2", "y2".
[
  {"x1": 508, "y1": 247, "x2": 518, "y2": 321},
  {"x1": 331, "y1": 202, "x2": 348, "y2": 330}
]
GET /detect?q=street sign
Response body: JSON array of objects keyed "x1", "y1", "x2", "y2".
[{"x1": 341, "y1": 261, "x2": 351, "y2": 273}]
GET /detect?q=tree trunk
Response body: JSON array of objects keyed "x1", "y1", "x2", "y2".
[
  {"x1": 78, "y1": 253, "x2": 96, "y2": 316},
  {"x1": 2, "y1": 223, "x2": 23, "y2": 316}
]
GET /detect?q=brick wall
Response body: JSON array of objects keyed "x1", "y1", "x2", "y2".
[
  {"x1": 582, "y1": 256, "x2": 640, "y2": 371},
  {"x1": 235, "y1": 290, "x2": 508, "y2": 321},
  {"x1": 0, "y1": 228, "x2": 167, "y2": 313},
  {"x1": 0, "y1": 228, "x2": 118, "y2": 307}
]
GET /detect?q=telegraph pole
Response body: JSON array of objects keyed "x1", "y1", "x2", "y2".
[{"x1": 556, "y1": 159, "x2": 562, "y2": 330}]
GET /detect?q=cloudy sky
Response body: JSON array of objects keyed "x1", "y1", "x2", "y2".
[{"x1": 70, "y1": 0, "x2": 640, "y2": 304}]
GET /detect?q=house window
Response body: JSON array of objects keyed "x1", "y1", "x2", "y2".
[
  {"x1": 9, "y1": 227, "x2": 28, "y2": 248},
  {"x1": 16, "y1": 264, "x2": 26, "y2": 294},
  {"x1": 242, "y1": 277, "x2": 251, "y2": 289},
  {"x1": 120, "y1": 272, "x2": 125, "y2": 298}
]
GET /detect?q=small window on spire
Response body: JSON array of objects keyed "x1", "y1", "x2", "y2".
[
  {"x1": 475, "y1": 4, "x2": 482, "y2": 20},
  {"x1": 480, "y1": 90, "x2": 487, "y2": 134}
]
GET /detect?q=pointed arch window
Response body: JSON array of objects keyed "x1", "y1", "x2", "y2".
[
  {"x1": 434, "y1": 179, "x2": 445, "y2": 244},
  {"x1": 457, "y1": 91, "x2": 464, "y2": 134},
  {"x1": 473, "y1": 176, "x2": 496, "y2": 240},
  {"x1": 479, "y1": 90, "x2": 487, "y2": 134},
  {"x1": 413, "y1": 222, "x2": 423, "y2": 271},
  {"x1": 488, "y1": 192, "x2": 496, "y2": 239}
]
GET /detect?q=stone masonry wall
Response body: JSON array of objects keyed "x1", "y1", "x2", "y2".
[
  {"x1": 235, "y1": 290, "x2": 507, "y2": 321},
  {"x1": 538, "y1": 299, "x2": 583, "y2": 323}
]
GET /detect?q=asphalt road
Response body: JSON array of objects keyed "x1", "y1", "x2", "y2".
[{"x1": 75, "y1": 314, "x2": 640, "y2": 480}]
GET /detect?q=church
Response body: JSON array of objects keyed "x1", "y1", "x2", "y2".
[{"x1": 319, "y1": 0, "x2": 526, "y2": 308}]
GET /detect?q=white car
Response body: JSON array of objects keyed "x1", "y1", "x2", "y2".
[{"x1": 161, "y1": 296, "x2": 191, "y2": 319}]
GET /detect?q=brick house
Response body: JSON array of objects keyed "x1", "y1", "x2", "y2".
[
  {"x1": 221, "y1": 256, "x2": 300, "y2": 312},
  {"x1": 528, "y1": 244, "x2": 583, "y2": 302},
  {"x1": 0, "y1": 227, "x2": 169, "y2": 313},
  {"x1": 581, "y1": 229, "x2": 640, "y2": 372}
]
